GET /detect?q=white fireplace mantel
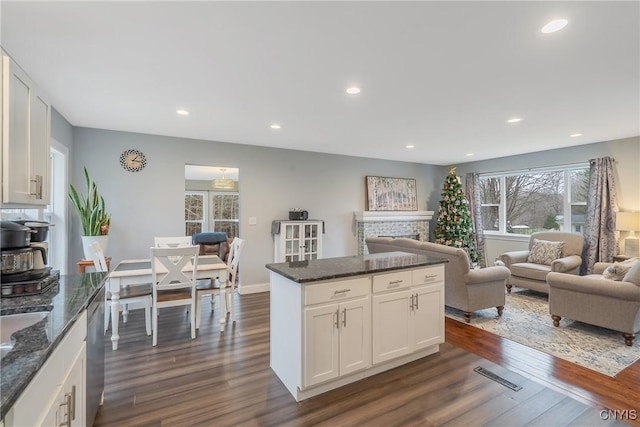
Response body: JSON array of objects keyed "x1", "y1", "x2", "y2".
[{"x1": 354, "y1": 211, "x2": 434, "y2": 222}]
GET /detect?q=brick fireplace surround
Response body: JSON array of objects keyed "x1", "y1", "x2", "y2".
[{"x1": 354, "y1": 211, "x2": 434, "y2": 255}]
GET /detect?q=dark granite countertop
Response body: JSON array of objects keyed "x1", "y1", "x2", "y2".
[
  {"x1": 265, "y1": 251, "x2": 447, "y2": 283},
  {"x1": 0, "y1": 272, "x2": 106, "y2": 420}
]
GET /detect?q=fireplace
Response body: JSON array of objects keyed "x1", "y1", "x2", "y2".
[{"x1": 354, "y1": 211, "x2": 434, "y2": 255}]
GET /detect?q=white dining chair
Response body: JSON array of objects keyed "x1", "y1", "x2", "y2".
[
  {"x1": 196, "y1": 237, "x2": 245, "y2": 330},
  {"x1": 154, "y1": 236, "x2": 193, "y2": 248},
  {"x1": 150, "y1": 245, "x2": 199, "y2": 346},
  {"x1": 89, "y1": 241, "x2": 152, "y2": 336}
]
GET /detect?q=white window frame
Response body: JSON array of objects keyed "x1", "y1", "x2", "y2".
[
  {"x1": 480, "y1": 162, "x2": 589, "y2": 236},
  {"x1": 185, "y1": 191, "x2": 207, "y2": 234}
]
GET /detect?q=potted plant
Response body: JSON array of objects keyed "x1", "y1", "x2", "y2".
[{"x1": 69, "y1": 166, "x2": 111, "y2": 259}]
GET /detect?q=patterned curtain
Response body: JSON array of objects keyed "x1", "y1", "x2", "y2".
[
  {"x1": 580, "y1": 157, "x2": 618, "y2": 274},
  {"x1": 465, "y1": 172, "x2": 487, "y2": 267}
]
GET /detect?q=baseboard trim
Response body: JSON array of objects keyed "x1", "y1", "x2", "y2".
[{"x1": 239, "y1": 282, "x2": 270, "y2": 295}]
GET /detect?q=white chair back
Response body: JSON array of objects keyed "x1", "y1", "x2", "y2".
[
  {"x1": 89, "y1": 241, "x2": 109, "y2": 272},
  {"x1": 227, "y1": 237, "x2": 245, "y2": 285},
  {"x1": 151, "y1": 245, "x2": 199, "y2": 290},
  {"x1": 154, "y1": 236, "x2": 193, "y2": 248}
]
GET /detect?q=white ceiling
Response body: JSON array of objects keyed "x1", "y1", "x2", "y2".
[{"x1": 1, "y1": 1, "x2": 638, "y2": 166}]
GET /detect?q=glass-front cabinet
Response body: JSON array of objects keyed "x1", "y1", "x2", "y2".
[{"x1": 274, "y1": 220, "x2": 323, "y2": 262}]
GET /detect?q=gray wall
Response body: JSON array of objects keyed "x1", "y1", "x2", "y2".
[{"x1": 70, "y1": 127, "x2": 444, "y2": 288}]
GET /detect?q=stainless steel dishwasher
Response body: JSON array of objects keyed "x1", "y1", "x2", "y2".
[{"x1": 86, "y1": 285, "x2": 105, "y2": 426}]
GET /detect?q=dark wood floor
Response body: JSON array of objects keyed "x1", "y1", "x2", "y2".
[{"x1": 94, "y1": 292, "x2": 638, "y2": 426}]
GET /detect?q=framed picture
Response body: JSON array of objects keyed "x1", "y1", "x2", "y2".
[{"x1": 366, "y1": 176, "x2": 417, "y2": 211}]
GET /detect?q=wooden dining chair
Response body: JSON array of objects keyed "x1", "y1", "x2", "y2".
[
  {"x1": 195, "y1": 237, "x2": 245, "y2": 330},
  {"x1": 89, "y1": 241, "x2": 152, "y2": 336},
  {"x1": 150, "y1": 245, "x2": 199, "y2": 346}
]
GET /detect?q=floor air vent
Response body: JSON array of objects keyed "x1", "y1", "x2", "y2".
[{"x1": 474, "y1": 366, "x2": 522, "y2": 391}]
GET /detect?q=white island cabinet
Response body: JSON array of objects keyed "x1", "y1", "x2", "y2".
[{"x1": 267, "y1": 252, "x2": 446, "y2": 402}]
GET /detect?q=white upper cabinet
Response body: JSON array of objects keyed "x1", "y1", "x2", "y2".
[{"x1": 2, "y1": 54, "x2": 51, "y2": 205}]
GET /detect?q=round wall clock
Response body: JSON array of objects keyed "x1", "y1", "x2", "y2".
[{"x1": 120, "y1": 149, "x2": 147, "y2": 172}]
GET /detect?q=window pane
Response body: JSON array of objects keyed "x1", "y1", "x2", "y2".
[
  {"x1": 185, "y1": 194, "x2": 204, "y2": 221},
  {"x1": 480, "y1": 178, "x2": 500, "y2": 204},
  {"x1": 570, "y1": 205, "x2": 587, "y2": 233},
  {"x1": 506, "y1": 172, "x2": 563, "y2": 233},
  {"x1": 185, "y1": 222, "x2": 202, "y2": 236},
  {"x1": 570, "y1": 169, "x2": 590, "y2": 203},
  {"x1": 213, "y1": 194, "x2": 239, "y2": 220},
  {"x1": 214, "y1": 220, "x2": 238, "y2": 239},
  {"x1": 481, "y1": 206, "x2": 499, "y2": 231}
]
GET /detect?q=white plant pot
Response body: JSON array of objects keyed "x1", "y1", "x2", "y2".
[{"x1": 81, "y1": 235, "x2": 109, "y2": 260}]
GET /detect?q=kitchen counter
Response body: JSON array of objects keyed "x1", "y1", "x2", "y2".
[
  {"x1": 265, "y1": 251, "x2": 446, "y2": 283},
  {"x1": 0, "y1": 272, "x2": 106, "y2": 419}
]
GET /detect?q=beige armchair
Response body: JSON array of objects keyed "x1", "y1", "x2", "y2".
[
  {"x1": 366, "y1": 237, "x2": 511, "y2": 323},
  {"x1": 500, "y1": 231, "x2": 583, "y2": 294},
  {"x1": 547, "y1": 262, "x2": 640, "y2": 346}
]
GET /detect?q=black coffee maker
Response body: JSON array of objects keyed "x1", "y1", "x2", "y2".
[{"x1": 1, "y1": 221, "x2": 50, "y2": 283}]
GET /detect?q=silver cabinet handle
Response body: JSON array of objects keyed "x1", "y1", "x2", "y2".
[
  {"x1": 70, "y1": 385, "x2": 76, "y2": 420},
  {"x1": 424, "y1": 274, "x2": 437, "y2": 280},
  {"x1": 342, "y1": 308, "x2": 347, "y2": 327},
  {"x1": 30, "y1": 175, "x2": 43, "y2": 199},
  {"x1": 59, "y1": 393, "x2": 72, "y2": 427},
  {"x1": 334, "y1": 309, "x2": 339, "y2": 329},
  {"x1": 333, "y1": 288, "x2": 351, "y2": 295},
  {"x1": 389, "y1": 279, "x2": 403, "y2": 285},
  {"x1": 409, "y1": 294, "x2": 414, "y2": 311},
  {"x1": 415, "y1": 293, "x2": 419, "y2": 310}
]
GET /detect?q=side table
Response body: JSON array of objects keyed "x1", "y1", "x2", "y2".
[{"x1": 78, "y1": 257, "x2": 111, "y2": 273}]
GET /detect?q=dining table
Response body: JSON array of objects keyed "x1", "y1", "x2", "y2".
[{"x1": 107, "y1": 255, "x2": 228, "y2": 350}]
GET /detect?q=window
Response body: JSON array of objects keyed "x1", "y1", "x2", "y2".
[
  {"x1": 185, "y1": 192, "x2": 206, "y2": 236},
  {"x1": 211, "y1": 192, "x2": 239, "y2": 239},
  {"x1": 479, "y1": 164, "x2": 589, "y2": 235}
]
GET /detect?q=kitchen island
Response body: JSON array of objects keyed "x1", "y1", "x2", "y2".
[{"x1": 266, "y1": 251, "x2": 447, "y2": 401}]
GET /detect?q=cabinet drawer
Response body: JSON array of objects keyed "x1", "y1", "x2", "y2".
[
  {"x1": 305, "y1": 277, "x2": 370, "y2": 306},
  {"x1": 372, "y1": 270, "x2": 412, "y2": 293},
  {"x1": 412, "y1": 266, "x2": 444, "y2": 286}
]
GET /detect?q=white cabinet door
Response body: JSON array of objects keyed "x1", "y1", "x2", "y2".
[
  {"x1": 274, "y1": 221, "x2": 323, "y2": 262},
  {"x1": 338, "y1": 296, "x2": 370, "y2": 376},
  {"x1": 303, "y1": 296, "x2": 370, "y2": 387},
  {"x1": 372, "y1": 290, "x2": 412, "y2": 364},
  {"x1": 66, "y1": 343, "x2": 85, "y2": 427},
  {"x1": 411, "y1": 284, "x2": 444, "y2": 350},
  {"x1": 1, "y1": 55, "x2": 50, "y2": 205},
  {"x1": 304, "y1": 304, "x2": 339, "y2": 387}
]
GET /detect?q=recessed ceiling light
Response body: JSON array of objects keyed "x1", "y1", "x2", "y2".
[
  {"x1": 507, "y1": 117, "x2": 522, "y2": 123},
  {"x1": 569, "y1": 133, "x2": 583, "y2": 137},
  {"x1": 346, "y1": 87, "x2": 361, "y2": 95},
  {"x1": 465, "y1": 153, "x2": 474, "y2": 157},
  {"x1": 270, "y1": 124, "x2": 281, "y2": 129},
  {"x1": 405, "y1": 144, "x2": 415, "y2": 149},
  {"x1": 176, "y1": 109, "x2": 190, "y2": 116},
  {"x1": 541, "y1": 19, "x2": 568, "y2": 34}
]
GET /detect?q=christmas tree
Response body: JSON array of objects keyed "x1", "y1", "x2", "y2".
[{"x1": 434, "y1": 167, "x2": 479, "y2": 263}]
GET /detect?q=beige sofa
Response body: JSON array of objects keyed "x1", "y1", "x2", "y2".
[
  {"x1": 547, "y1": 262, "x2": 640, "y2": 346},
  {"x1": 500, "y1": 231, "x2": 584, "y2": 294},
  {"x1": 366, "y1": 237, "x2": 511, "y2": 323}
]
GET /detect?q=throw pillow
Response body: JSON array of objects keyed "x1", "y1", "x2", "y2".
[
  {"x1": 527, "y1": 239, "x2": 564, "y2": 265},
  {"x1": 622, "y1": 261, "x2": 640, "y2": 285},
  {"x1": 603, "y1": 257, "x2": 640, "y2": 281}
]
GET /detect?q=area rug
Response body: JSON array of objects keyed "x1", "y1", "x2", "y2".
[{"x1": 445, "y1": 288, "x2": 640, "y2": 377}]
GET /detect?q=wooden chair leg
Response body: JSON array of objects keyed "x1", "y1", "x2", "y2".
[
  {"x1": 506, "y1": 284, "x2": 512, "y2": 294},
  {"x1": 623, "y1": 333, "x2": 635, "y2": 346},
  {"x1": 551, "y1": 314, "x2": 561, "y2": 327},
  {"x1": 496, "y1": 306, "x2": 504, "y2": 317},
  {"x1": 463, "y1": 312, "x2": 472, "y2": 323}
]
